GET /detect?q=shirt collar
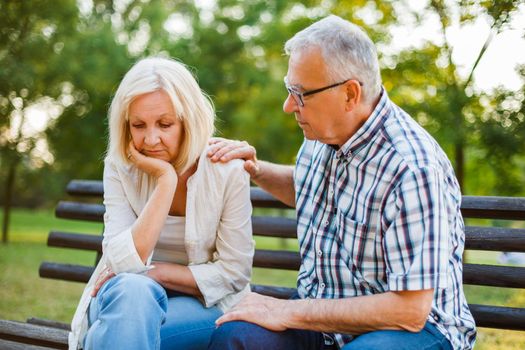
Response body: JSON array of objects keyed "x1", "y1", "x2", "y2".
[{"x1": 336, "y1": 87, "x2": 391, "y2": 159}]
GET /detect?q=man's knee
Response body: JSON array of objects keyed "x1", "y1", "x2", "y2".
[{"x1": 209, "y1": 321, "x2": 266, "y2": 350}]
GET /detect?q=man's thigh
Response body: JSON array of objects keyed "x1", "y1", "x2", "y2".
[
  {"x1": 209, "y1": 321, "x2": 329, "y2": 350},
  {"x1": 342, "y1": 322, "x2": 452, "y2": 350}
]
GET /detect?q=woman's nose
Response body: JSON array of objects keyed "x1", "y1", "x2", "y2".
[{"x1": 144, "y1": 128, "x2": 160, "y2": 145}]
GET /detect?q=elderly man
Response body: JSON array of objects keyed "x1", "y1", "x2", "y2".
[{"x1": 207, "y1": 15, "x2": 476, "y2": 350}]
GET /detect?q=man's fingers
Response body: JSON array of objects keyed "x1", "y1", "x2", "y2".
[
  {"x1": 244, "y1": 160, "x2": 260, "y2": 178},
  {"x1": 215, "y1": 310, "x2": 245, "y2": 327}
]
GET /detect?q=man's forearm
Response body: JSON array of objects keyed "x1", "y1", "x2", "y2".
[
  {"x1": 252, "y1": 160, "x2": 295, "y2": 207},
  {"x1": 283, "y1": 290, "x2": 433, "y2": 335}
]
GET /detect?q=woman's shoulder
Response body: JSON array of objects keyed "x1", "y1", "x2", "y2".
[{"x1": 198, "y1": 146, "x2": 247, "y2": 181}]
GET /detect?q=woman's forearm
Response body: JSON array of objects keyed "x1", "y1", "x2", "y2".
[
  {"x1": 149, "y1": 262, "x2": 201, "y2": 296},
  {"x1": 132, "y1": 173, "x2": 177, "y2": 262}
]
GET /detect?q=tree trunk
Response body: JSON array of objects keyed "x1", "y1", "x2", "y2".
[{"x1": 2, "y1": 159, "x2": 18, "y2": 244}]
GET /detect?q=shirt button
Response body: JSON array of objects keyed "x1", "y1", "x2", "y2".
[
  {"x1": 329, "y1": 189, "x2": 334, "y2": 195},
  {"x1": 434, "y1": 315, "x2": 439, "y2": 321},
  {"x1": 317, "y1": 250, "x2": 323, "y2": 257},
  {"x1": 324, "y1": 221, "x2": 329, "y2": 227},
  {"x1": 320, "y1": 283, "x2": 326, "y2": 289}
]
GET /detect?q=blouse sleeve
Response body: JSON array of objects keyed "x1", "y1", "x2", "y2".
[
  {"x1": 101, "y1": 160, "x2": 150, "y2": 274},
  {"x1": 188, "y1": 164, "x2": 254, "y2": 307}
]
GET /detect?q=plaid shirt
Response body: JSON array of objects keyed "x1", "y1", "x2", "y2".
[{"x1": 294, "y1": 90, "x2": 476, "y2": 349}]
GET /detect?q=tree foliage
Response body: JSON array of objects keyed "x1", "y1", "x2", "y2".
[{"x1": 1, "y1": 0, "x2": 524, "y2": 234}]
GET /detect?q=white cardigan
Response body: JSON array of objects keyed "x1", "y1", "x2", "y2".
[{"x1": 69, "y1": 149, "x2": 254, "y2": 349}]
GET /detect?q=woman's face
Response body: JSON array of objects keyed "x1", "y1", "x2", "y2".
[{"x1": 128, "y1": 90, "x2": 183, "y2": 163}]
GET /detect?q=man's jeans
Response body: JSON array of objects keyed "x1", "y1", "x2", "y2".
[
  {"x1": 208, "y1": 320, "x2": 453, "y2": 350},
  {"x1": 83, "y1": 273, "x2": 222, "y2": 350}
]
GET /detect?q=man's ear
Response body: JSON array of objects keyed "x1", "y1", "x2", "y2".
[{"x1": 344, "y1": 80, "x2": 361, "y2": 111}]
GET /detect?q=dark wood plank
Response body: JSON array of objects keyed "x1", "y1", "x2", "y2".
[
  {"x1": 470, "y1": 304, "x2": 525, "y2": 331},
  {"x1": 48, "y1": 231, "x2": 102, "y2": 253},
  {"x1": 252, "y1": 284, "x2": 296, "y2": 299},
  {"x1": 0, "y1": 320, "x2": 68, "y2": 349},
  {"x1": 463, "y1": 264, "x2": 525, "y2": 288},
  {"x1": 461, "y1": 196, "x2": 525, "y2": 220},
  {"x1": 0, "y1": 338, "x2": 59, "y2": 350},
  {"x1": 66, "y1": 180, "x2": 103, "y2": 197},
  {"x1": 253, "y1": 250, "x2": 301, "y2": 270},
  {"x1": 465, "y1": 226, "x2": 525, "y2": 252},
  {"x1": 39, "y1": 262, "x2": 93, "y2": 283},
  {"x1": 26, "y1": 319, "x2": 70, "y2": 332},
  {"x1": 55, "y1": 201, "x2": 104, "y2": 223},
  {"x1": 252, "y1": 216, "x2": 297, "y2": 239}
]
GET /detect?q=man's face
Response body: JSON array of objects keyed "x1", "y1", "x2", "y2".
[{"x1": 283, "y1": 48, "x2": 351, "y2": 146}]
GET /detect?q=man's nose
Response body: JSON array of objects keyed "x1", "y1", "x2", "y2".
[{"x1": 283, "y1": 93, "x2": 299, "y2": 114}]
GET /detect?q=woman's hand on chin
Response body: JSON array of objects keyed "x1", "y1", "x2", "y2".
[{"x1": 128, "y1": 142, "x2": 177, "y2": 181}]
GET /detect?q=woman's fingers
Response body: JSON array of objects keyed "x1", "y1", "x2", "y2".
[{"x1": 91, "y1": 268, "x2": 115, "y2": 297}]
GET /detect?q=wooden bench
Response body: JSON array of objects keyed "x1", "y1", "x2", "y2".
[{"x1": 1, "y1": 179, "x2": 525, "y2": 349}]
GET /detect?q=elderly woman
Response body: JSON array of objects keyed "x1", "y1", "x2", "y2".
[{"x1": 68, "y1": 57, "x2": 254, "y2": 350}]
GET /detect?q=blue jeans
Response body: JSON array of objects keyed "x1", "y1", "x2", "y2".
[
  {"x1": 208, "y1": 320, "x2": 453, "y2": 350},
  {"x1": 84, "y1": 273, "x2": 222, "y2": 350}
]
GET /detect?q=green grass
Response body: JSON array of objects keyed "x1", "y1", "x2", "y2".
[{"x1": 1, "y1": 208, "x2": 524, "y2": 348}]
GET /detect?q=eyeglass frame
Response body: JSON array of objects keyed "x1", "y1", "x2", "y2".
[{"x1": 284, "y1": 76, "x2": 363, "y2": 107}]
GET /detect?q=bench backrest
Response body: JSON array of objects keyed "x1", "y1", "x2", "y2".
[{"x1": 40, "y1": 180, "x2": 525, "y2": 331}]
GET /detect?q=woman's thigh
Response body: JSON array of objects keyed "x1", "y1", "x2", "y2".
[{"x1": 160, "y1": 294, "x2": 223, "y2": 350}]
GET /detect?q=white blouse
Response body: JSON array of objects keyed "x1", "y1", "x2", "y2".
[
  {"x1": 153, "y1": 215, "x2": 188, "y2": 264},
  {"x1": 68, "y1": 147, "x2": 254, "y2": 349}
]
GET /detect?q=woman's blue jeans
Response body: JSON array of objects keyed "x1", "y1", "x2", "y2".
[{"x1": 83, "y1": 273, "x2": 222, "y2": 350}]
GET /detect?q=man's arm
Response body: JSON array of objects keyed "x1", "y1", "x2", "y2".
[
  {"x1": 216, "y1": 289, "x2": 433, "y2": 334},
  {"x1": 208, "y1": 138, "x2": 295, "y2": 207}
]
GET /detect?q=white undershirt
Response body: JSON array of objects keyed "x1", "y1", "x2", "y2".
[{"x1": 152, "y1": 215, "x2": 188, "y2": 265}]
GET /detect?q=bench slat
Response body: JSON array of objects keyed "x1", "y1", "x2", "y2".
[
  {"x1": 254, "y1": 250, "x2": 300, "y2": 270},
  {"x1": 39, "y1": 260, "x2": 525, "y2": 289},
  {"x1": 55, "y1": 201, "x2": 103, "y2": 223},
  {"x1": 66, "y1": 180, "x2": 103, "y2": 197},
  {"x1": 66, "y1": 180, "x2": 525, "y2": 220},
  {"x1": 469, "y1": 304, "x2": 525, "y2": 331},
  {"x1": 0, "y1": 339, "x2": 59, "y2": 350},
  {"x1": 464, "y1": 226, "x2": 525, "y2": 252},
  {"x1": 48, "y1": 231, "x2": 102, "y2": 252},
  {"x1": 47, "y1": 227, "x2": 525, "y2": 255},
  {"x1": 461, "y1": 196, "x2": 525, "y2": 220},
  {"x1": 0, "y1": 320, "x2": 68, "y2": 349},
  {"x1": 463, "y1": 264, "x2": 525, "y2": 288}
]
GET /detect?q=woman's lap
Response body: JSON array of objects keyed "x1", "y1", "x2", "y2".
[
  {"x1": 86, "y1": 273, "x2": 221, "y2": 350},
  {"x1": 160, "y1": 292, "x2": 222, "y2": 350}
]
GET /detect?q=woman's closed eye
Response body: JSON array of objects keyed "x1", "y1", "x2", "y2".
[{"x1": 131, "y1": 123, "x2": 145, "y2": 129}]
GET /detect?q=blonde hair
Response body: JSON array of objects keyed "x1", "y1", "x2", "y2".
[{"x1": 107, "y1": 56, "x2": 215, "y2": 173}]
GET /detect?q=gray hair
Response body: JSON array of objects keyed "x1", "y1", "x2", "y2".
[{"x1": 284, "y1": 15, "x2": 382, "y2": 104}]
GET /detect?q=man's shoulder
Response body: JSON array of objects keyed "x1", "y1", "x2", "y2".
[{"x1": 381, "y1": 104, "x2": 445, "y2": 171}]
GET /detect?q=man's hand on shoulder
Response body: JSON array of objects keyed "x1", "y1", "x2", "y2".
[
  {"x1": 208, "y1": 137, "x2": 260, "y2": 179},
  {"x1": 215, "y1": 292, "x2": 291, "y2": 331}
]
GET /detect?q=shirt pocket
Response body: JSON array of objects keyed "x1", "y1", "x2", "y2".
[{"x1": 335, "y1": 213, "x2": 377, "y2": 290}]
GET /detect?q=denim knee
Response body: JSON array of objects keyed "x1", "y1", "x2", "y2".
[
  {"x1": 209, "y1": 321, "x2": 256, "y2": 349},
  {"x1": 98, "y1": 273, "x2": 168, "y2": 314}
]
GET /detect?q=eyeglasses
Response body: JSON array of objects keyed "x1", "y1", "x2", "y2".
[{"x1": 284, "y1": 77, "x2": 363, "y2": 107}]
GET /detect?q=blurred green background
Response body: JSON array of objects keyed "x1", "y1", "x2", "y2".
[{"x1": 1, "y1": 0, "x2": 525, "y2": 348}]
